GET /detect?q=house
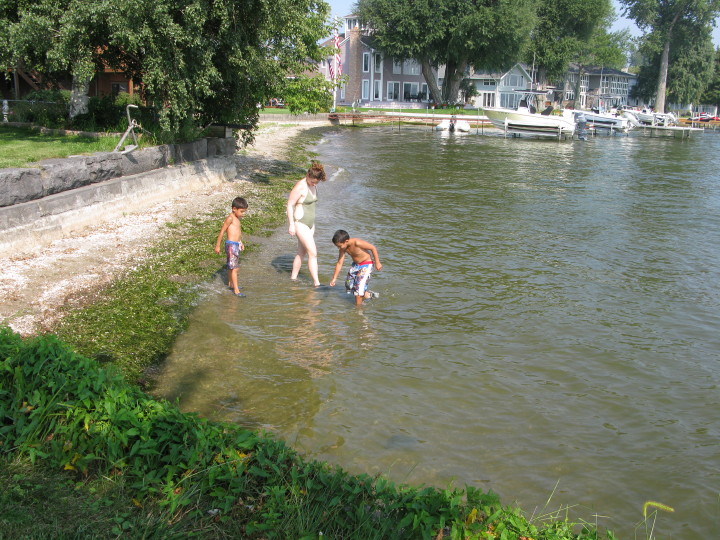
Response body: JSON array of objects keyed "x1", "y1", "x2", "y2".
[
  {"x1": 2, "y1": 65, "x2": 136, "y2": 101},
  {"x1": 318, "y1": 15, "x2": 435, "y2": 108},
  {"x1": 561, "y1": 65, "x2": 636, "y2": 110},
  {"x1": 463, "y1": 63, "x2": 536, "y2": 109}
]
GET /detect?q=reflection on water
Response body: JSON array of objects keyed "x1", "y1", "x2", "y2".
[{"x1": 154, "y1": 128, "x2": 720, "y2": 538}]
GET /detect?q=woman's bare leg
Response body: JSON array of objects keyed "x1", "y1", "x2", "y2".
[
  {"x1": 291, "y1": 243, "x2": 306, "y2": 280},
  {"x1": 294, "y1": 223, "x2": 320, "y2": 286}
]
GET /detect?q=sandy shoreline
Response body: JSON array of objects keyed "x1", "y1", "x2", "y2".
[{"x1": 0, "y1": 120, "x2": 329, "y2": 336}]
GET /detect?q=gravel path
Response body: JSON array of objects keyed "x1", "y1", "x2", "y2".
[{"x1": 0, "y1": 121, "x2": 328, "y2": 336}]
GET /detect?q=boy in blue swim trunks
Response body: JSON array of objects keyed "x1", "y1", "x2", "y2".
[
  {"x1": 214, "y1": 197, "x2": 248, "y2": 296},
  {"x1": 329, "y1": 229, "x2": 383, "y2": 306}
]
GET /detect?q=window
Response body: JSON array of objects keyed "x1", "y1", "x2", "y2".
[
  {"x1": 387, "y1": 81, "x2": 400, "y2": 100},
  {"x1": 111, "y1": 82, "x2": 128, "y2": 96},
  {"x1": 403, "y1": 59, "x2": 420, "y2": 75},
  {"x1": 500, "y1": 92, "x2": 520, "y2": 108},
  {"x1": 340, "y1": 84, "x2": 345, "y2": 100},
  {"x1": 362, "y1": 80, "x2": 370, "y2": 100},
  {"x1": 503, "y1": 74, "x2": 524, "y2": 88},
  {"x1": 403, "y1": 82, "x2": 419, "y2": 101},
  {"x1": 482, "y1": 93, "x2": 495, "y2": 108},
  {"x1": 363, "y1": 53, "x2": 370, "y2": 73},
  {"x1": 374, "y1": 53, "x2": 382, "y2": 74},
  {"x1": 393, "y1": 61, "x2": 402, "y2": 75},
  {"x1": 420, "y1": 83, "x2": 428, "y2": 101},
  {"x1": 373, "y1": 80, "x2": 381, "y2": 100}
]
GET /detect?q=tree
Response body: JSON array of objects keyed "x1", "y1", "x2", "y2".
[
  {"x1": 530, "y1": 0, "x2": 614, "y2": 84},
  {"x1": 700, "y1": 47, "x2": 720, "y2": 107},
  {"x1": 0, "y1": 0, "x2": 332, "y2": 137},
  {"x1": 282, "y1": 75, "x2": 335, "y2": 114},
  {"x1": 619, "y1": 0, "x2": 720, "y2": 112},
  {"x1": 632, "y1": 26, "x2": 715, "y2": 106},
  {"x1": 356, "y1": 0, "x2": 537, "y2": 104}
]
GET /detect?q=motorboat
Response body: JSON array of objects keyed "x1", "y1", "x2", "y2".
[
  {"x1": 435, "y1": 117, "x2": 471, "y2": 132},
  {"x1": 568, "y1": 108, "x2": 633, "y2": 133},
  {"x1": 624, "y1": 108, "x2": 677, "y2": 126},
  {"x1": 482, "y1": 90, "x2": 576, "y2": 139}
]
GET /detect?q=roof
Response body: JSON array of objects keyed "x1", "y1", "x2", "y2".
[{"x1": 568, "y1": 64, "x2": 634, "y2": 77}]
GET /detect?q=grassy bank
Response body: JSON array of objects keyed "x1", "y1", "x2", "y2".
[
  {"x1": 1, "y1": 126, "x2": 617, "y2": 538},
  {"x1": 0, "y1": 328, "x2": 616, "y2": 539},
  {"x1": 0, "y1": 125, "x2": 126, "y2": 169}
]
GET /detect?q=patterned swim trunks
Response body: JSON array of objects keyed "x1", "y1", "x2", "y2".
[
  {"x1": 345, "y1": 261, "x2": 373, "y2": 296},
  {"x1": 225, "y1": 240, "x2": 243, "y2": 269}
]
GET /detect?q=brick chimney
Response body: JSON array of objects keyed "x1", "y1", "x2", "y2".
[{"x1": 346, "y1": 28, "x2": 362, "y2": 105}]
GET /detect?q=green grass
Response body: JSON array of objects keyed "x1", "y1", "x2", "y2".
[{"x1": 0, "y1": 126, "x2": 129, "y2": 169}]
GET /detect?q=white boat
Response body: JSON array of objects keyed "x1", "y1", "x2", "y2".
[
  {"x1": 569, "y1": 109, "x2": 633, "y2": 133},
  {"x1": 625, "y1": 108, "x2": 677, "y2": 126},
  {"x1": 482, "y1": 90, "x2": 576, "y2": 139},
  {"x1": 435, "y1": 117, "x2": 471, "y2": 132}
]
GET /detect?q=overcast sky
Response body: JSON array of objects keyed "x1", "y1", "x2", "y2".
[{"x1": 325, "y1": 0, "x2": 720, "y2": 46}]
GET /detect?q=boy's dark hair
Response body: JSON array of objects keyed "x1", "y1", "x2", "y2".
[
  {"x1": 332, "y1": 229, "x2": 350, "y2": 244},
  {"x1": 232, "y1": 197, "x2": 248, "y2": 209}
]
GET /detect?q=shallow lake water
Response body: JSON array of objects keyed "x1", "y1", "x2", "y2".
[{"x1": 154, "y1": 126, "x2": 720, "y2": 538}]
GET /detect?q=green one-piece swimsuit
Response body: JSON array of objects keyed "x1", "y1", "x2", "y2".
[{"x1": 296, "y1": 189, "x2": 317, "y2": 228}]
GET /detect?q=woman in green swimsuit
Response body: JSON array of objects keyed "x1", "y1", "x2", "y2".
[{"x1": 287, "y1": 162, "x2": 327, "y2": 286}]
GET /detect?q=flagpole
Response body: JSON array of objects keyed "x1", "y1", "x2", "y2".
[{"x1": 332, "y1": 32, "x2": 338, "y2": 112}]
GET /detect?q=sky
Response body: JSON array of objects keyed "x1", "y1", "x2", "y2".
[{"x1": 325, "y1": 0, "x2": 720, "y2": 46}]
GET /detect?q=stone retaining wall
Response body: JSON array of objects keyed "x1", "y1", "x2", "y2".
[
  {"x1": 0, "y1": 137, "x2": 236, "y2": 207},
  {"x1": 0, "y1": 137, "x2": 238, "y2": 255}
]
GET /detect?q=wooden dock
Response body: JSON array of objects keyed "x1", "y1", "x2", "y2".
[{"x1": 328, "y1": 111, "x2": 492, "y2": 130}]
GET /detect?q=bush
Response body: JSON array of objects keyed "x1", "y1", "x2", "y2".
[{"x1": 12, "y1": 90, "x2": 70, "y2": 128}]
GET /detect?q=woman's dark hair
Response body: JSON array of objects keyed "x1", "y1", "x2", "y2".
[{"x1": 307, "y1": 161, "x2": 326, "y2": 182}]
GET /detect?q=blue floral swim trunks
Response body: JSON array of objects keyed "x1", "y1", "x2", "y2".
[
  {"x1": 225, "y1": 240, "x2": 243, "y2": 269},
  {"x1": 345, "y1": 261, "x2": 373, "y2": 296}
]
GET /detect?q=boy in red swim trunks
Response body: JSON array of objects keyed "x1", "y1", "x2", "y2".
[
  {"x1": 329, "y1": 229, "x2": 383, "y2": 306},
  {"x1": 214, "y1": 197, "x2": 248, "y2": 296}
]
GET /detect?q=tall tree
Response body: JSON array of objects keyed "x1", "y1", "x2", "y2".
[
  {"x1": 619, "y1": 0, "x2": 720, "y2": 112},
  {"x1": 632, "y1": 25, "x2": 715, "y2": 106},
  {"x1": 0, "y1": 0, "x2": 331, "y2": 135},
  {"x1": 530, "y1": 0, "x2": 614, "y2": 84},
  {"x1": 700, "y1": 47, "x2": 720, "y2": 107},
  {"x1": 356, "y1": 0, "x2": 537, "y2": 104}
]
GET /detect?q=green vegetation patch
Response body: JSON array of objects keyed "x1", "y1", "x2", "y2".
[
  {"x1": 0, "y1": 328, "x2": 616, "y2": 539},
  {"x1": 0, "y1": 126, "x2": 121, "y2": 169},
  {"x1": 53, "y1": 164, "x2": 301, "y2": 384}
]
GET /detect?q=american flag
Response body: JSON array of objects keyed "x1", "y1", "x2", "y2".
[{"x1": 330, "y1": 32, "x2": 342, "y2": 80}]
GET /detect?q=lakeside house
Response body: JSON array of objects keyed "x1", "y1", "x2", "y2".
[
  {"x1": 318, "y1": 14, "x2": 717, "y2": 116},
  {"x1": 317, "y1": 15, "x2": 434, "y2": 108},
  {"x1": 2, "y1": 64, "x2": 136, "y2": 101}
]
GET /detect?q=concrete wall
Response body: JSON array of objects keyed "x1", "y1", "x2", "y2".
[
  {"x1": 0, "y1": 137, "x2": 236, "y2": 208},
  {"x1": 0, "y1": 137, "x2": 238, "y2": 255}
]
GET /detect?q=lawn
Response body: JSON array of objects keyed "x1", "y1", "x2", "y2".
[{"x1": 0, "y1": 126, "x2": 122, "y2": 169}]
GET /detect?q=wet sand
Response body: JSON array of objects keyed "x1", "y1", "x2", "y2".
[{"x1": 0, "y1": 120, "x2": 328, "y2": 336}]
